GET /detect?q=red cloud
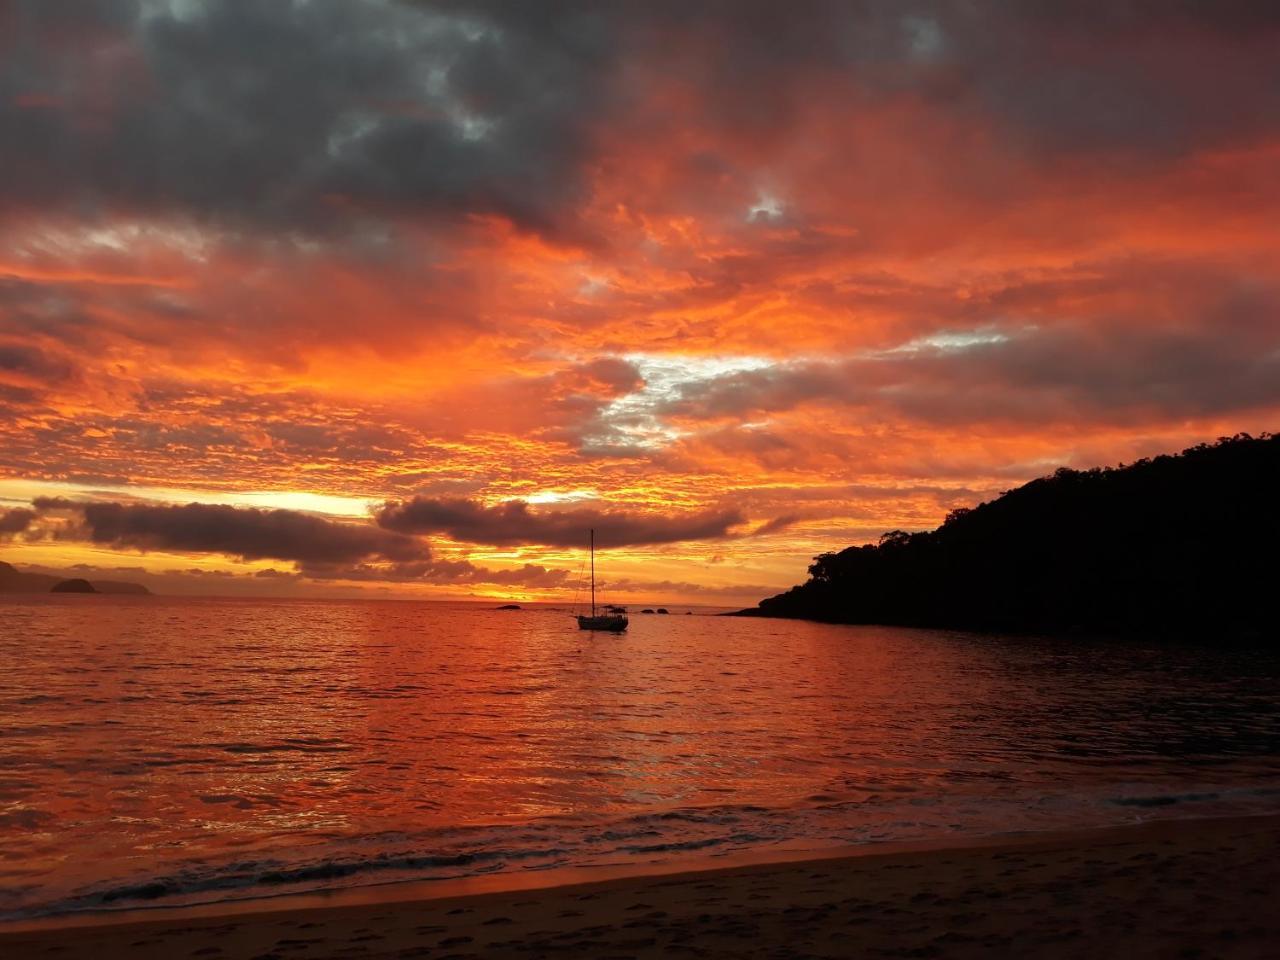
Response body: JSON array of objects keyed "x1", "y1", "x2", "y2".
[{"x1": 1, "y1": 3, "x2": 1278, "y2": 599}]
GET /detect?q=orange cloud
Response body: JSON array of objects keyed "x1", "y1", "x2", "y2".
[{"x1": 2, "y1": 3, "x2": 1279, "y2": 602}]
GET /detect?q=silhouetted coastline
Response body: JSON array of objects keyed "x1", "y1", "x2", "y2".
[
  {"x1": 0, "y1": 561, "x2": 151, "y2": 595},
  {"x1": 733, "y1": 434, "x2": 1279, "y2": 637}
]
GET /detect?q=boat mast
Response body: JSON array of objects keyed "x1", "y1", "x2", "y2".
[{"x1": 590, "y1": 527, "x2": 595, "y2": 617}]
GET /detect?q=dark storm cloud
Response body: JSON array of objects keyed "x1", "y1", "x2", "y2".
[
  {"x1": 0, "y1": 507, "x2": 35, "y2": 537},
  {"x1": 1, "y1": 0, "x2": 616, "y2": 236},
  {"x1": 4, "y1": 1, "x2": 1277, "y2": 240},
  {"x1": 844, "y1": 1, "x2": 1280, "y2": 161},
  {"x1": 376, "y1": 497, "x2": 745, "y2": 547},
  {"x1": 33, "y1": 498, "x2": 429, "y2": 569},
  {"x1": 0, "y1": 342, "x2": 76, "y2": 384},
  {"x1": 0, "y1": 336, "x2": 79, "y2": 409},
  {"x1": 752, "y1": 514, "x2": 802, "y2": 536},
  {"x1": 303, "y1": 555, "x2": 571, "y2": 587},
  {"x1": 662, "y1": 319, "x2": 1280, "y2": 427},
  {"x1": 253, "y1": 567, "x2": 301, "y2": 580},
  {"x1": 566, "y1": 357, "x2": 646, "y2": 395},
  {"x1": 24, "y1": 497, "x2": 578, "y2": 586},
  {"x1": 480, "y1": 562, "x2": 569, "y2": 587}
]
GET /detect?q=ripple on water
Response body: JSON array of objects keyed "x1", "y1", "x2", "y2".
[{"x1": 0, "y1": 595, "x2": 1277, "y2": 920}]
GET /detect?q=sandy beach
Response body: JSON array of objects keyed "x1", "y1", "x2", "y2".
[{"x1": 4, "y1": 814, "x2": 1277, "y2": 959}]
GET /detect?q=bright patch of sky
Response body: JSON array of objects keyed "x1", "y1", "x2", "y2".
[
  {"x1": 139, "y1": 0, "x2": 204, "y2": 23},
  {"x1": 587, "y1": 354, "x2": 774, "y2": 449},
  {"x1": 0, "y1": 478, "x2": 379, "y2": 518},
  {"x1": 13, "y1": 221, "x2": 215, "y2": 263},
  {"x1": 522, "y1": 489, "x2": 599, "y2": 504},
  {"x1": 903, "y1": 16, "x2": 945, "y2": 60},
  {"x1": 747, "y1": 191, "x2": 784, "y2": 222},
  {"x1": 578, "y1": 274, "x2": 609, "y2": 297},
  {"x1": 878, "y1": 329, "x2": 1012, "y2": 356}
]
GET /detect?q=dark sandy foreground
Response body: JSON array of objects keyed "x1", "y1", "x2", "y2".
[{"x1": 4, "y1": 815, "x2": 1279, "y2": 959}]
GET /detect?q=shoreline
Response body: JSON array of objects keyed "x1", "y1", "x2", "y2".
[
  {"x1": 5, "y1": 807, "x2": 1267, "y2": 933},
  {"x1": 722, "y1": 606, "x2": 1274, "y2": 644},
  {"x1": 5, "y1": 813, "x2": 1279, "y2": 957}
]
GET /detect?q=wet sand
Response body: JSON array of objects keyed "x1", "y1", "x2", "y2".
[{"x1": 4, "y1": 815, "x2": 1278, "y2": 959}]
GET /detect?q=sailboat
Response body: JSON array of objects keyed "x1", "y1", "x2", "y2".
[{"x1": 576, "y1": 528, "x2": 628, "y2": 632}]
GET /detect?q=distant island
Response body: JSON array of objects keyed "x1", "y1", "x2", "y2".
[
  {"x1": 733, "y1": 433, "x2": 1278, "y2": 637},
  {"x1": 50, "y1": 577, "x2": 97, "y2": 594},
  {"x1": 0, "y1": 561, "x2": 151, "y2": 595}
]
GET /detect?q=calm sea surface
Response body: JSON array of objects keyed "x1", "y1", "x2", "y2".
[{"x1": 1, "y1": 596, "x2": 1277, "y2": 920}]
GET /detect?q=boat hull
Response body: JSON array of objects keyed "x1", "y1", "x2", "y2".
[{"x1": 577, "y1": 615, "x2": 628, "y2": 632}]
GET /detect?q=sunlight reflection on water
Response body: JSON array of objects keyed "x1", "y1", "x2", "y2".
[{"x1": 1, "y1": 595, "x2": 1277, "y2": 918}]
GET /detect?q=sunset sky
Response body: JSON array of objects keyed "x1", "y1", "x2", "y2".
[{"x1": 2, "y1": 1, "x2": 1278, "y2": 603}]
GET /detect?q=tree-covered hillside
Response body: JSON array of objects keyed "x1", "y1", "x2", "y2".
[{"x1": 737, "y1": 434, "x2": 1279, "y2": 637}]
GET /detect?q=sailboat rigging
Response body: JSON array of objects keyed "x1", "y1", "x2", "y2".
[{"x1": 576, "y1": 528, "x2": 628, "y2": 632}]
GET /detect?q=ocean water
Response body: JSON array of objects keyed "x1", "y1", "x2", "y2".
[{"x1": 1, "y1": 595, "x2": 1277, "y2": 921}]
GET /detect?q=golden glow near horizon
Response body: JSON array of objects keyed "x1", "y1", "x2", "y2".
[{"x1": 2, "y1": 4, "x2": 1279, "y2": 602}]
